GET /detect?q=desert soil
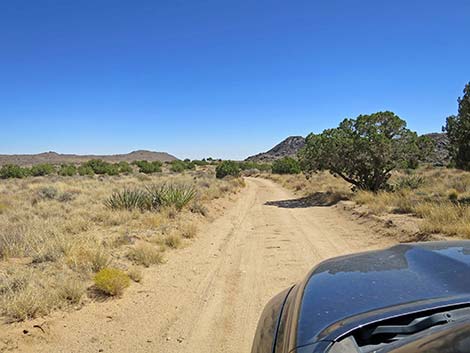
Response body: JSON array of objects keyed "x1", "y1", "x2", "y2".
[{"x1": 2, "y1": 177, "x2": 396, "y2": 353}]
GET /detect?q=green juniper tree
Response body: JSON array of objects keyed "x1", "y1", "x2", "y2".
[
  {"x1": 444, "y1": 82, "x2": 470, "y2": 170},
  {"x1": 299, "y1": 111, "x2": 431, "y2": 191}
]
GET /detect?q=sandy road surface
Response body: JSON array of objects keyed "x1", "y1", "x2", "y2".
[{"x1": 4, "y1": 178, "x2": 395, "y2": 353}]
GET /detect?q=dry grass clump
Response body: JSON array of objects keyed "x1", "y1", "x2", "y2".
[
  {"x1": 66, "y1": 243, "x2": 110, "y2": 273},
  {"x1": 56, "y1": 276, "x2": 86, "y2": 304},
  {"x1": 180, "y1": 223, "x2": 198, "y2": 239},
  {"x1": 189, "y1": 201, "x2": 208, "y2": 216},
  {"x1": 93, "y1": 268, "x2": 130, "y2": 296},
  {"x1": 127, "y1": 243, "x2": 165, "y2": 267},
  {"x1": 0, "y1": 269, "x2": 85, "y2": 322},
  {"x1": 415, "y1": 202, "x2": 470, "y2": 237},
  {"x1": 163, "y1": 233, "x2": 182, "y2": 249},
  {"x1": 127, "y1": 266, "x2": 143, "y2": 283}
]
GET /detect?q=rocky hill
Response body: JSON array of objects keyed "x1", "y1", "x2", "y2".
[
  {"x1": 245, "y1": 136, "x2": 305, "y2": 162},
  {"x1": 0, "y1": 150, "x2": 178, "y2": 166}
]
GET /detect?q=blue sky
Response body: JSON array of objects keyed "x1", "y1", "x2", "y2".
[{"x1": 1, "y1": 0, "x2": 469, "y2": 160}]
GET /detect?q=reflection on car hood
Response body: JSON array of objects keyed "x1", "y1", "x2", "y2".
[{"x1": 297, "y1": 241, "x2": 470, "y2": 348}]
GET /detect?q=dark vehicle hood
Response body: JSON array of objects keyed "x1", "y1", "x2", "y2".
[{"x1": 297, "y1": 241, "x2": 470, "y2": 348}]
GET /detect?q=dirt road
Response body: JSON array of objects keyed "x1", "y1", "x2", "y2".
[{"x1": 6, "y1": 178, "x2": 395, "y2": 353}]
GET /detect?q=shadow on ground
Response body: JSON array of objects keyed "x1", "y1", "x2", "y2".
[{"x1": 265, "y1": 192, "x2": 348, "y2": 208}]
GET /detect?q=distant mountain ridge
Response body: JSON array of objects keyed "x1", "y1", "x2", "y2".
[
  {"x1": 0, "y1": 150, "x2": 178, "y2": 166},
  {"x1": 245, "y1": 136, "x2": 306, "y2": 162},
  {"x1": 246, "y1": 133, "x2": 451, "y2": 165}
]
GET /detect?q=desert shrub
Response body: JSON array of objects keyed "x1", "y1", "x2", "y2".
[
  {"x1": 0, "y1": 270, "x2": 60, "y2": 321},
  {"x1": 394, "y1": 175, "x2": 426, "y2": 190},
  {"x1": 448, "y1": 189, "x2": 459, "y2": 202},
  {"x1": 37, "y1": 186, "x2": 59, "y2": 200},
  {"x1": 0, "y1": 164, "x2": 29, "y2": 179},
  {"x1": 58, "y1": 164, "x2": 77, "y2": 176},
  {"x1": 134, "y1": 160, "x2": 162, "y2": 174},
  {"x1": 180, "y1": 223, "x2": 197, "y2": 239},
  {"x1": 106, "y1": 164, "x2": 120, "y2": 176},
  {"x1": 1, "y1": 286, "x2": 57, "y2": 321},
  {"x1": 239, "y1": 161, "x2": 272, "y2": 172},
  {"x1": 56, "y1": 276, "x2": 86, "y2": 304},
  {"x1": 83, "y1": 159, "x2": 108, "y2": 174},
  {"x1": 392, "y1": 193, "x2": 419, "y2": 214},
  {"x1": 127, "y1": 266, "x2": 143, "y2": 282},
  {"x1": 192, "y1": 159, "x2": 208, "y2": 166},
  {"x1": 185, "y1": 161, "x2": 196, "y2": 170},
  {"x1": 78, "y1": 165, "x2": 94, "y2": 176},
  {"x1": 82, "y1": 159, "x2": 118, "y2": 175},
  {"x1": 58, "y1": 191, "x2": 75, "y2": 202},
  {"x1": 93, "y1": 268, "x2": 130, "y2": 296},
  {"x1": 170, "y1": 160, "x2": 186, "y2": 173},
  {"x1": 105, "y1": 189, "x2": 150, "y2": 211},
  {"x1": 216, "y1": 160, "x2": 240, "y2": 179},
  {"x1": 30, "y1": 163, "x2": 55, "y2": 176},
  {"x1": 189, "y1": 201, "x2": 208, "y2": 216},
  {"x1": 272, "y1": 157, "x2": 301, "y2": 174},
  {"x1": 146, "y1": 183, "x2": 197, "y2": 211},
  {"x1": 163, "y1": 233, "x2": 182, "y2": 249},
  {"x1": 117, "y1": 161, "x2": 133, "y2": 174},
  {"x1": 66, "y1": 245, "x2": 110, "y2": 273},
  {"x1": 127, "y1": 243, "x2": 164, "y2": 267}
]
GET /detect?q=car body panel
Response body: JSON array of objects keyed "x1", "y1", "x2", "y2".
[
  {"x1": 297, "y1": 241, "x2": 470, "y2": 347},
  {"x1": 251, "y1": 287, "x2": 292, "y2": 353},
  {"x1": 252, "y1": 241, "x2": 470, "y2": 353}
]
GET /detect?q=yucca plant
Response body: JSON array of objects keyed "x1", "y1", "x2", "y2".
[
  {"x1": 394, "y1": 175, "x2": 426, "y2": 190},
  {"x1": 104, "y1": 189, "x2": 150, "y2": 211},
  {"x1": 146, "y1": 183, "x2": 197, "y2": 211}
]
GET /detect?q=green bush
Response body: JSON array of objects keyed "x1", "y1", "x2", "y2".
[
  {"x1": 444, "y1": 82, "x2": 470, "y2": 170},
  {"x1": 170, "y1": 160, "x2": 186, "y2": 173},
  {"x1": 77, "y1": 165, "x2": 94, "y2": 176},
  {"x1": 184, "y1": 160, "x2": 195, "y2": 170},
  {"x1": 192, "y1": 159, "x2": 208, "y2": 166},
  {"x1": 82, "y1": 159, "x2": 115, "y2": 175},
  {"x1": 238, "y1": 161, "x2": 271, "y2": 171},
  {"x1": 93, "y1": 268, "x2": 130, "y2": 296},
  {"x1": 215, "y1": 161, "x2": 240, "y2": 179},
  {"x1": 58, "y1": 164, "x2": 77, "y2": 176},
  {"x1": 133, "y1": 160, "x2": 162, "y2": 174},
  {"x1": 0, "y1": 164, "x2": 29, "y2": 179},
  {"x1": 106, "y1": 164, "x2": 120, "y2": 176},
  {"x1": 117, "y1": 161, "x2": 133, "y2": 174},
  {"x1": 272, "y1": 157, "x2": 301, "y2": 174},
  {"x1": 30, "y1": 164, "x2": 55, "y2": 176}
]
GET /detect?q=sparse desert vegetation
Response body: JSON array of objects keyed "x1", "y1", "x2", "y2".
[{"x1": 0, "y1": 167, "x2": 244, "y2": 322}]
